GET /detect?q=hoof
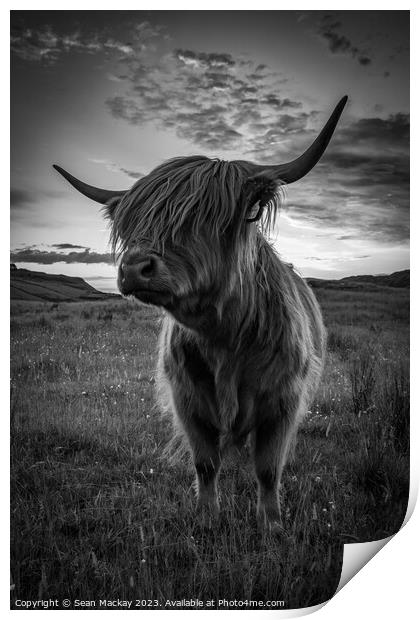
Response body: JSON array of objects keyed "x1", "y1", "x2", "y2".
[
  {"x1": 266, "y1": 520, "x2": 287, "y2": 537},
  {"x1": 257, "y1": 508, "x2": 285, "y2": 537}
]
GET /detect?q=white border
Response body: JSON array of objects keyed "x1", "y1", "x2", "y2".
[{"x1": 5, "y1": 3, "x2": 418, "y2": 618}]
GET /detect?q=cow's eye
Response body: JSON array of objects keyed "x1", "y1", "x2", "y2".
[{"x1": 246, "y1": 201, "x2": 264, "y2": 223}]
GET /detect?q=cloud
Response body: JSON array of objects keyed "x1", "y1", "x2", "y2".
[
  {"x1": 10, "y1": 188, "x2": 35, "y2": 207},
  {"x1": 10, "y1": 247, "x2": 114, "y2": 265},
  {"x1": 274, "y1": 112, "x2": 409, "y2": 245},
  {"x1": 52, "y1": 243, "x2": 88, "y2": 250},
  {"x1": 304, "y1": 254, "x2": 371, "y2": 262},
  {"x1": 260, "y1": 96, "x2": 302, "y2": 110},
  {"x1": 106, "y1": 46, "x2": 306, "y2": 153},
  {"x1": 11, "y1": 19, "x2": 307, "y2": 156},
  {"x1": 339, "y1": 113, "x2": 409, "y2": 146},
  {"x1": 174, "y1": 49, "x2": 236, "y2": 69},
  {"x1": 89, "y1": 158, "x2": 143, "y2": 180},
  {"x1": 318, "y1": 16, "x2": 372, "y2": 66},
  {"x1": 11, "y1": 20, "x2": 165, "y2": 64},
  {"x1": 119, "y1": 167, "x2": 143, "y2": 180},
  {"x1": 12, "y1": 17, "x2": 407, "y2": 251},
  {"x1": 102, "y1": 35, "x2": 408, "y2": 247}
]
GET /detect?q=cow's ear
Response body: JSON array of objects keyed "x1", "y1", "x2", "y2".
[
  {"x1": 246, "y1": 201, "x2": 264, "y2": 222},
  {"x1": 242, "y1": 175, "x2": 277, "y2": 223}
]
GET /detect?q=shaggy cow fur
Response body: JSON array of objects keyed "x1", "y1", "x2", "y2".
[{"x1": 109, "y1": 156, "x2": 326, "y2": 529}]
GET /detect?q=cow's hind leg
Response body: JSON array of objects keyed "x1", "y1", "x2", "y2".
[{"x1": 253, "y1": 401, "x2": 299, "y2": 532}]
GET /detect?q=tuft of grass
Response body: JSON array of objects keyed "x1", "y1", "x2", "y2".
[
  {"x1": 349, "y1": 346, "x2": 377, "y2": 417},
  {"x1": 327, "y1": 329, "x2": 358, "y2": 360}
]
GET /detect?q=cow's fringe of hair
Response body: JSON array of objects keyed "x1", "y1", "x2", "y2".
[{"x1": 110, "y1": 156, "x2": 283, "y2": 256}]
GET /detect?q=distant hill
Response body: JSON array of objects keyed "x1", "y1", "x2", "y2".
[
  {"x1": 307, "y1": 269, "x2": 409, "y2": 291},
  {"x1": 10, "y1": 266, "x2": 121, "y2": 302}
]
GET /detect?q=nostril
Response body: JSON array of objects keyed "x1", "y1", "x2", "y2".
[{"x1": 139, "y1": 258, "x2": 155, "y2": 279}]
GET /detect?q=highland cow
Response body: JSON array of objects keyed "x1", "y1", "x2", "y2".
[{"x1": 54, "y1": 96, "x2": 347, "y2": 530}]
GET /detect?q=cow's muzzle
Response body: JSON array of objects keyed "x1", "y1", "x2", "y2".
[
  {"x1": 118, "y1": 250, "x2": 172, "y2": 306},
  {"x1": 119, "y1": 256, "x2": 157, "y2": 294}
]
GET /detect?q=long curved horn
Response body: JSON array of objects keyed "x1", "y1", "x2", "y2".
[
  {"x1": 53, "y1": 164, "x2": 127, "y2": 204},
  {"x1": 253, "y1": 95, "x2": 348, "y2": 184}
]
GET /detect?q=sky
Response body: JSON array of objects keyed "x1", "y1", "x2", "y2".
[{"x1": 10, "y1": 10, "x2": 409, "y2": 292}]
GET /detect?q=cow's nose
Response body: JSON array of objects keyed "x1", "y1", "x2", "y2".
[{"x1": 119, "y1": 256, "x2": 158, "y2": 294}]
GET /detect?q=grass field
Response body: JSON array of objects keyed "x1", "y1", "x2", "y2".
[{"x1": 10, "y1": 285, "x2": 409, "y2": 610}]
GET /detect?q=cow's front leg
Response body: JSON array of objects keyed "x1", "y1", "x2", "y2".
[
  {"x1": 253, "y1": 412, "x2": 296, "y2": 532},
  {"x1": 184, "y1": 414, "x2": 221, "y2": 520}
]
